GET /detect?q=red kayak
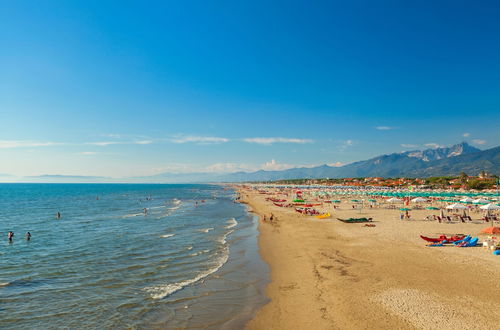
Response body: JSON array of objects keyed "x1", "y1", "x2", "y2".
[{"x1": 420, "y1": 235, "x2": 465, "y2": 243}]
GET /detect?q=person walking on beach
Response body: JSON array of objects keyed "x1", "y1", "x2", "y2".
[
  {"x1": 25, "y1": 232, "x2": 31, "y2": 241},
  {"x1": 7, "y1": 231, "x2": 14, "y2": 242}
]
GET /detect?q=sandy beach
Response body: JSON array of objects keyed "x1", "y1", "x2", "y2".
[{"x1": 239, "y1": 187, "x2": 500, "y2": 330}]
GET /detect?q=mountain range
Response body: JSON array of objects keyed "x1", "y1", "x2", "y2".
[
  {"x1": 6, "y1": 142, "x2": 499, "y2": 183},
  {"x1": 218, "y1": 142, "x2": 499, "y2": 182}
]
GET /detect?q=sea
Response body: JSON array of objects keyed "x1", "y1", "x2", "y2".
[{"x1": 0, "y1": 184, "x2": 269, "y2": 329}]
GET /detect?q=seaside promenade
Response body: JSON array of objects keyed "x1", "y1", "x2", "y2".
[{"x1": 239, "y1": 186, "x2": 500, "y2": 330}]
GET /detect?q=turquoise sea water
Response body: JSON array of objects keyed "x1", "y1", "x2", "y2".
[{"x1": 0, "y1": 184, "x2": 268, "y2": 329}]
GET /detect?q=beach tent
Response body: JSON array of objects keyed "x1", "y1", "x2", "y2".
[
  {"x1": 411, "y1": 197, "x2": 427, "y2": 203},
  {"x1": 479, "y1": 203, "x2": 500, "y2": 210},
  {"x1": 446, "y1": 203, "x2": 467, "y2": 210}
]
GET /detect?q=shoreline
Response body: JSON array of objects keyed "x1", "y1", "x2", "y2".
[{"x1": 238, "y1": 187, "x2": 500, "y2": 329}]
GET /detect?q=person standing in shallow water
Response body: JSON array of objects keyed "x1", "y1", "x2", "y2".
[
  {"x1": 56, "y1": 212, "x2": 61, "y2": 219},
  {"x1": 7, "y1": 231, "x2": 14, "y2": 242},
  {"x1": 25, "y1": 232, "x2": 31, "y2": 241}
]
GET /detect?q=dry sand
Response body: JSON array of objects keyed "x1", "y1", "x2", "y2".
[{"x1": 239, "y1": 188, "x2": 500, "y2": 330}]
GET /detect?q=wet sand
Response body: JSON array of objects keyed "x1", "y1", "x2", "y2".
[{"x1": 239, "y1": 188, "x2": 500, "y2": 330}]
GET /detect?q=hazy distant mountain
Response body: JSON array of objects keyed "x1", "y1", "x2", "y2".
[
  {"x1": 217, "y1": 143, "x2": 498, "y2": 181},
  {"x1": 20, "y1": 175, "x2": 112, "y2": 183}
]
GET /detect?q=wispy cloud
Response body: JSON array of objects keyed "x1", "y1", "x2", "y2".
[
  {"x1": 338, "y1": 139, "x2": 355, "y2": 151},
  {"x1": 0, "y1": 140, "x2": 62, "y2": 149},
  {"x1": 205, "y1": 159, "x2": 317, "y2": 173},
  {"x1": 424, "y1": 143, "x2": 442, "y2": 149},
  {"x1": 401, "y1": 144, "x2": 418, "y2": 148},
  {"x1": 85, "y1": 140, "x2": 153, "y2": 146},
  {"x1": 375, "y1": 126, "x2": 393, "y2": 130},
  {"x1": 134, "y1": 140, "x2": 153, "y2": 145},
  {"x1": 244, "y1": 137, "x2": 313, "y2": 145},
  {"x1": 463, "y1": 132, "x2": 470, "y2": 137},
  {"x1": 86, "y1": 141, "x2": 122, "y2": 146},
  {"x1": 471, "y1": 139, "x2": 486, "y2": 145},
  {"x1": 170, "y1": 135, "x2": 229, "y2": 144},
  {"x1": 77, "y1": 151, "x2": 98, "y2": 155}
]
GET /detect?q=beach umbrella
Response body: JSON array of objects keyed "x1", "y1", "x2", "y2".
[
  {"x1": 411, "y1": 197, "x2": 427, "y2": 203},
  {"x1": 473, "y1": 198, "x2": 489, "y2": 204},
  {"x1": 460, "y1": 197, "x2": 474, "y2": 202},
  {"x1": 446, "y1": 203, "x2": 467, "y2": 210},
  {"x1": 479, "y1": 203, "x2": 500, "y2": 210},
  {"x1": 426, "y1": 207, "x2": 439, "y2": 210},
  {"x1": 368, "y1": 199, "x2": 377, "y2": 202},
  {"x1": 387, "y1": 197, "x2": 402, "y2": 203},
  {"x1": 481, "y1": 227, "x2": 500, "y2": 234},
  {"x1": 400, "y1": 208, "x2": 411, "y2": 211}
]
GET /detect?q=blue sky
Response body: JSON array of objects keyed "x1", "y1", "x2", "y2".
[{"x1": 1, "y1": 0, "x2": 499, "y2": 179}]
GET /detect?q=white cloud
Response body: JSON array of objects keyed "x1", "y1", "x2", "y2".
[
  {"x1": 243, "y1": 137, "x2": 313, "y2": 145},
  {"x1": 77, "y1": 151, "x2": 98, "y2": 155},
  {"x1": 206, "y1": 163, "x2": 249, "y2": 173},
  {"x1": 134, "y1": 140, "x2": 153, "y2": 145},
  {"x1": 337, "y1": 139, "x2": 355, "y2": 151},
  {"x1": 401, "y1": 144, "x2": 418, "y2": 148},
  {"x1": 205, "y1": 159, "x2": 320, "y2": 173},
  {"x1": 86, "y1": 141, "x2": 121, "y2": 146},
  {"x1": 471, "y1": 139, "x2": 486, "y2": 145},
  {"x1": 104, "y1": 133, "x2": 122, "y2": 138},
  {"x1": 375, "y1": 126, "x2": 393, "y2": 130},
  {"x1": 463, "y1": 133, "x2": 470, "y2": 137},
  {"x1": 0, "y1": 140, "x2": 62, "y2": 149},
  {"x1": 327, "y1": 161, "x2": 344, "y2": 167},
  {"x1": 170, "y1": 136, "x2": 229, "y2": 144},
  {"x1": 424, "y1": 143, "x2": 442, "y2": 149},
  {"x1": 261, "y1": 159, "x2": 296, "y2": 171}
]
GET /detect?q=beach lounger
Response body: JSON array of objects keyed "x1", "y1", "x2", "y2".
[
  {"x1": 453, "y1": 235, "x2": 471, "y2": 245},
  {"x1": 457, "y1": 237, "x2": 478, "y2": 247}
]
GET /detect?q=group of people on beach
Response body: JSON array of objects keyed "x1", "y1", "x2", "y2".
[{"x1": 7, "y1": 231, "x2": 31, "y2": 242}]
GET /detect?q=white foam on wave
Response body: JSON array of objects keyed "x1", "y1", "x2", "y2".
[
  {"x1": 219, "y1": 230, "x2": 234, "y2": 245},
  {"x1": 145, "y1": 229, "x2": 234, "y2": 300},
  {"x1": 160, "y1": 234, "x2": 175, "y2": 238},
  {"x1": 145, "y1": 248, "x2": 229, "y2": 299},
  {"x1": 198, "y1": 227, "x2": 214, "y2": 233},
  {"x1": 0, "y1": 282, "x2": 9, "y2": 287},
  {"x1": 150, "y1": 206, "x2": 166, "y2": 210},
  {"x1": 122, "y1": 213, "x2": 143, "y2": 218},
  {"x1": 189, "y1": 249, "x2": 210, "y2": 257},
  {"x1": 186, "y1": 246, "x2": 193, "y2": 250},
  {"x1": 225, "y1": 218, "x2": 238, "y2": 229},
  {"x1": 172, "y1": 198, "x2": 182, "y2": 205}
]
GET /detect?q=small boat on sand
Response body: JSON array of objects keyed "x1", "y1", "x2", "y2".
[
  {"x1": 337, "y1": 217, "x2": 373, "y2": 223},
  {"x1": 419, "y1": 235, "x2": 465, "y2": 243},
  {"x1": 316, "y1": 213, "x2": 331, "y2": 219}
]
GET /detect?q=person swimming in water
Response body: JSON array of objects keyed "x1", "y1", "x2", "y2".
[
  {"x1": 25, "y1": 232, "x2": 31, "y2": 241},
  {"x1": 143, "y1": 208, "x2": 148, "y2": 215},
  {"x1": 7, "y1": 231, "x2": 14, "y2": 242},
  {"x1": 56, "y1": 212, "x2": 61, "y2": 219}
]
